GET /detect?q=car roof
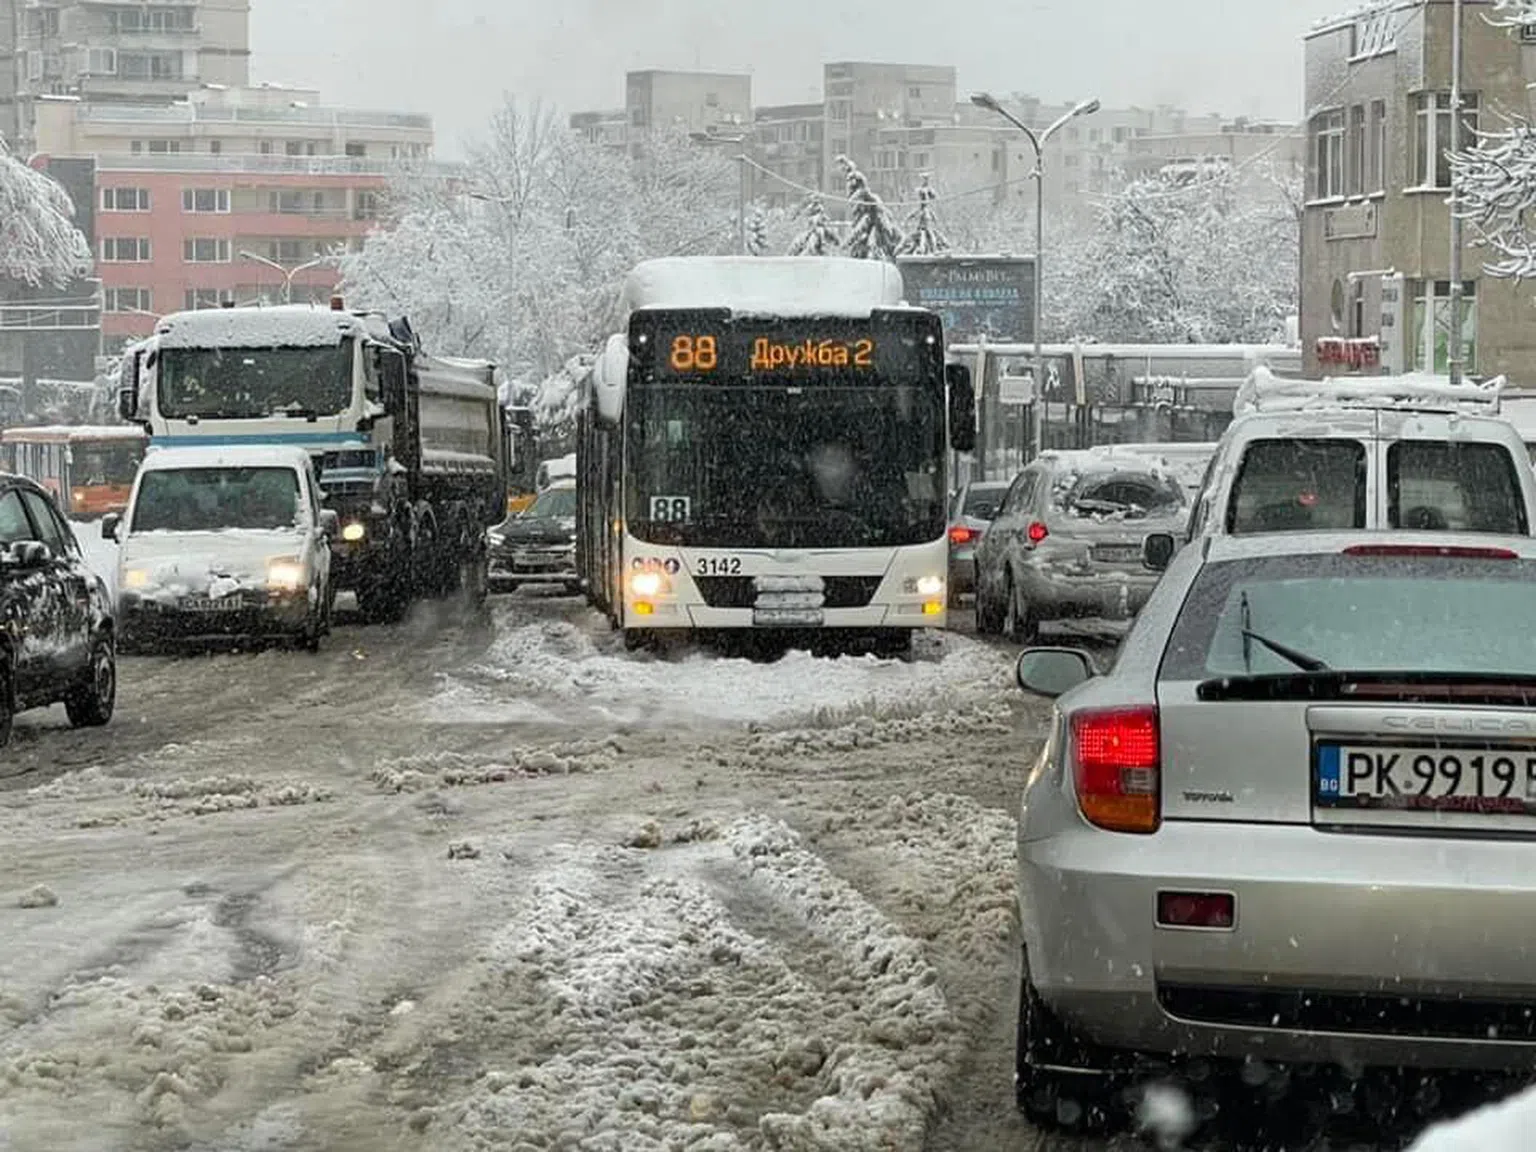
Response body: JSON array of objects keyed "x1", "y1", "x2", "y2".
[
  {"x1": 140, "y1": 443, "x2": 313, "y2": 472},
  {"x1": 964, "y1": 480, "x2": 1010, "y2": 492},
  {"x1": 0, "y1": 471, "x2": 52, "y2": 498},
  {"x1": 544, "y1": 478, "x2": 576, "y2": 491},
  {"x1": 1201, "y1": 530, "x2": 1536, "y2": 564}
]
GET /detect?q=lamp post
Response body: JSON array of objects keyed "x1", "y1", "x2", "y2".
[
  {"x1": 970, "y1": 92, "x2": 1100, "y2": 459},
  {"x1": 238, "y1": 250, "x2": 336, "y2": 305},
  {"x1": 1448, "y1": 0, "x2": 1466, "y2": 385}
]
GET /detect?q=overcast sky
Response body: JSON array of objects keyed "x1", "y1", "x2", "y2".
[{"x1": 250, "y1": 0, "x2": 1352, "y2": 158}]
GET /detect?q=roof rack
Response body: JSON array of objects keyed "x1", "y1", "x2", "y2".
[{"x1": 1234, "y1": 366, "x2": 1506, "y2": 416}]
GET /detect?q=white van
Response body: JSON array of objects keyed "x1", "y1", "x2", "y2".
[
  {"x1": 1177, "y1": 370, "x2": 1536, "y2": 544},
  {"x1": 102, "y1": 444, "x2": 338, "y2": 651}
]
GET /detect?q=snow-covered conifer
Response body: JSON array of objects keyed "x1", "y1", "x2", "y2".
[
  {"x1": 897, "y1": 175, "x2": 950, "y2": 256},
  {"x1": 837, "y1": 155, "x2": 904, "y2": 261},
  {"x1": 787, "y1": 193, "x2": 841, "y2": 256},
  {"x1": 0, "y1": 134, "x2": 92, "y2": 289}
]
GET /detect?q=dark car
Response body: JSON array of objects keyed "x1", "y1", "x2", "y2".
[
  {"x1": 487, "y1": 480, "x2": 579, "y2": 594},
  {"x1": 0, "y1": 474, "x2": 116, "y2": 747}
]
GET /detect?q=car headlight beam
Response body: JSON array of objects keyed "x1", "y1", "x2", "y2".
[
  {"x1": 266, "y1": 557, "x2": 306, "y2": 592},
  {"x1": 341, "y1": 522, "x2": 366, "y2": 542},
  {"x1": 630, "y1": 570, "x2": 665, "y2": 597}
]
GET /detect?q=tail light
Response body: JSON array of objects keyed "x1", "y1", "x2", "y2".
[
  {"x1": 1343, "y1": 544, "x2": 1518, "y2": 560},
  {"x1": 1071, "y1": 706, "x2": 1160, "y2": 834},
  {"x1": 949, "y1": 524, "x2": 977, "y2": 546},
  {"x1": 1026, "y1": 521, "x2": 1049, "y2": 545}
]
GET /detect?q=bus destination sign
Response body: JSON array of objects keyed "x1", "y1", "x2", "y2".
[
  {"x1": 667, "y1": 334, "x2": 876, "y2": 374},
  {"x1": 640, "y1": 312, "x2": 938, "y2": 383}
]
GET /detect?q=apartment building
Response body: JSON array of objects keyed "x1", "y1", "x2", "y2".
[
  {"x1": 1300, "y1": 0, "x2": 1536, "y2": 381},
  {"x1": 30, "y1": 84, "x2": 439, "y2": 349},
  {"x1": 750, "y1": 102, "x2": 823, "y2": 208},
  {"x1": 625, "y1": 69, "x2": 751, "y2": 157},
  {"x1": 823, "y1": 61, "x2": 956, "y2": 195},
  {"x1": 0, "y1": 0, "x2": 250, "y2": 149}
]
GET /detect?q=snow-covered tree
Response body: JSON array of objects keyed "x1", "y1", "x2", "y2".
[
  {"x1": 341, "y1": 100, "x2": 739, "y2": 384},
  {"x1": 897, "y1": 175, "x2": 950, "y2": 256},
  {"x1": 838, "y1": 155, "x2": 904, "y2": 261},
  {"x1": 1061, "y1": 165, "x2": 1298, "y2": 344},
  {"x1": 746, "y1": 203, "x2": 770, "y2": 255},
  {"x1": 787, "y1": 192, "x2": 841, "y2": 256},
  {"x1": 0, "y1": 134, "x2": 92, "y2": 289}
]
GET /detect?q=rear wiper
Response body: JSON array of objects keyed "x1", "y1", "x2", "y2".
[
  {"x1": 1198, "y1": 670, "x2": 1536, "y2": 704},
  {"x1": 1240, "y1": 629, "x2": 1330, "y2": 672}
]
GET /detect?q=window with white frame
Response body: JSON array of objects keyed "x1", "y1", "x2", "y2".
[
  {"x1": 104, "y1": 288, "x2": 153, "y2": 313},
  {"x1": 1408, "y1": 279, "x2": 1477, "y2": 373},
  {"x1": 183, "y1": 238, "x2": 231, "y2": 263},
  {"x1": 100, "y1": 238, "x2": 151, "y2": 262},
  {"x1": 1312, "y1": 109, "x2": 1346, "y2": 199},
  {"x1": 101, "y1": 187, "x2": 150, "y2": 212},
  {"x1": 184, "y1": 288, "x2": 235, "y2": 310},
  {"x1": 1413, "y1": 92, "x2": 1478, "y2": 189},
  {"x1": 1367, "y1": 100, "x2": 1387, "y2": 193},
  {"x1": 86, "y1": 47, "x2": 117, "y2": 75},
  {"x1": 181, "y1": 188, "x2": 230, "y2": 213},
  {"x1": 1347, "y1": 105, "x2": 1366, "y2": 196}
]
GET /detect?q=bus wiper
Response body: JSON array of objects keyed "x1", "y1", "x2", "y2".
[
  {"x1": 274, "y1": 404, "x2": 318, "y2": 420},
  {"x1": 1240, "y1": 629, "x2": 1331, "y2": 672}
]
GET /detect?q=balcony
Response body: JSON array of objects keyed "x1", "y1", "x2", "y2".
[
  {"x1": 95, "y1": 153, "x2": 463, "y2": 178},
  {"x1": 79, "y1": 103, "x2": 433, "y2": 133}
]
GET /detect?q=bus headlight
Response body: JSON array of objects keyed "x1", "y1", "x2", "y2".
[
  {"x1": 906, "y1": 575, "x2": 945, "y2": 597},
  {"x1": 341, "y1": 522, "x2": 366, "y2": 542},
  {"x1": 630, "y1": 570, "x2": 667, "y2": 597},
  {"x1": 266, "y1": 557, "x2": 306, "y2": 592}
]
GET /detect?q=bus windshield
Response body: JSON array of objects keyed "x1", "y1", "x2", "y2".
[
  {"x1": 72, "y1": 440, "x2": 144, "y2": 486},
  {"x1": 626, "y1": 382, "x2": 946, "y2": 549},
  {"x1": 158, "y1": 345, "x2": 353, "y2": 420}
]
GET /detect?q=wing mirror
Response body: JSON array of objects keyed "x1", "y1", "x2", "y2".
[
  {"x1": 318, "y1": 509, "x2": 340, "y2": 540},
  {"x1": 946, "y1": 363, "x2": 976, "y2": 453},
  {"x1": 1015, "y1": 647, "x2": 1096, "y2": 698},
  {"x1": 2, "y1": 540, "x2": 52, "y2": 570},
  {"x1": 1143, "y1": 532, "x2": 1177, "y2": 572},
  {"x1": 100, "y1": 513, "x2": 121, "y2": 542}
]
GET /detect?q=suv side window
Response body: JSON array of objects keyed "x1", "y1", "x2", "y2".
[
  {"x1": 996, "y1": 472, "x2": 1031, "y2": 519},
  {"x1": 0, "y1": 490, "x2": 35, "y2": 545},
  {"x1": 19, "y1": 491, "x2": 67, "y2": 554},
  {"x1": 1387, "y1": 441, "x2": 1528, "y2": 534}
]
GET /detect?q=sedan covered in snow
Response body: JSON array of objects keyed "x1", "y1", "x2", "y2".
[
  {"x1": 0, "y1": 473, "x2": 116, "y2": 746},
  {"x1": 1010, "y1": 529, "x2": 1536, "y2": 1133},
  {"x1": 104, "y1": 444, "x2": 338, "y2": 652}
]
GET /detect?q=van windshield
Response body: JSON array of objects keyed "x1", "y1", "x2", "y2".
[{"x1": 131, "y1": 467, "x2": 301, "y2": 533}]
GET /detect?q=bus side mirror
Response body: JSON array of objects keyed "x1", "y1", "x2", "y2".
[
  {"x1": 592, "y1": 334, "x2": 628, "y2": 428},
  {"x1": 946, "y1": 364, "x2": 976, "y2": 453}
]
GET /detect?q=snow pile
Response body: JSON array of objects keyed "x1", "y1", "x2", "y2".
[
  {"x1": 368, "y1": 738, "x2": 623, "y2": 792},
  {"x1": 153, "y1": 304, "x2": 356, "y2": 349},
  {"x1": 434, "y1": 619, "x2": 1011, "y2": 730},
  {"x1": 428, "y1": 816, "x2": 959, "y2": 1151},
  {"x1": 740, "y1": 703, "x2": 1011, "y2": 766},
  {"x1": 1407, "y1": 1088, "x2": 1535, "y2": 1151},
  {"x1": 530, "y1": 354, "x2": 593, "y2": 432},
  {"x1": 622, "y1": 256, "x2": 905, "y2": 319}
]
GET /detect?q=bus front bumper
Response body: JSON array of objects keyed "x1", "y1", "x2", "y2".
[{"x1": 625, "y1": 603, "x2": 947, "y2": 630}]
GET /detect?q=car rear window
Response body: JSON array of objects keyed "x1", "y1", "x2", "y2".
[
  {"x1": 1161, "y1": 553, "x2": 1536, "y2": 681},
  {"x1": 1054, "y1": 469, "x2": 1184, "y2": 520},
  {"x1": 1227, "y1": 439, "x2": 1366, "y2": 534},
  {"x1": 961, "y1": 485, "x2": 1007, "y2": 519},
  {"x1": 1387, "y1": 441, "x2": 1527, "y2": 534}
]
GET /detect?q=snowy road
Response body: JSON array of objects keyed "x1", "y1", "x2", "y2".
[{"x1": 0, "y1": 592, "x2": 1472, "y2": 1151}]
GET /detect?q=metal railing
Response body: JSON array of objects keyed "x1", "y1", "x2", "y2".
[
  {"x1": 80, "y1": 103, "x2": 433, "y2": 131},
  {"x1": 96, "y1": 153, "x2": 462, "y2": 178}
]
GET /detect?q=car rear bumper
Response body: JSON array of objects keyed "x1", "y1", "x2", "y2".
[
  {"x1": 947, "y1": 552, "x2": 977, "y2": 595},
  {"x1": 1021, "y1": 566, "x2": 1158, "y2": 620},
  {"x1": 1021, "y1": 818, "x2": 1536, "y2": 1071}
]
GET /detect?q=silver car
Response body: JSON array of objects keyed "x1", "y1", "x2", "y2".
[
  {"x1": 974, "y1": 450, "x2": 1188, "y2": 641},
  {"x1": 947, "y1": 480, "x2": 1009, "y2": 605},
  {"x1": 1011, "y1": 529, "x2": 1536, "y2": 1132}
]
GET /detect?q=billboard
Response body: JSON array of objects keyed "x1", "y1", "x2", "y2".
[{"x1": 896, "y1": 256, "x2": 1036, "y2": 345}]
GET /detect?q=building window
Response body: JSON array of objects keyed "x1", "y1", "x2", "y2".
[
  {"x1": 345, "y1": 142, "x2": 366, "y2": 158},
  {"x1": 1114, "y1": 126, "x2": 1129, "y2": 144},
  {"x1": 259, "y1": 141, "x2": 273, "y2": 155},
  {"x1": 183, "y1": 238, "x2": 231, "y2": 263},
  {"x1": 101, "y1": 187, "x2": 150, "y2": 212},
  {"x1": 86, "y1": 47, "x2": 117, "y2": 75},
  {"x1": 117, "y1": 51, "x2": 183, "y2": 81},
  {"x1": 209, "y1": 140, "x2": 222, "y2": 155},
  {"x1": 181, "y1": 188, "x2": 231, "y2": 213},
  {"x1": 147, "y1": 139, "x2": 181, "y2": 154},
  {"x1": 1347, "y1": 105, "x2": 1366, "y2": 196},
  {"x1": 184, "y1": 288, "x2": 235, "y2": 311},
  {"x1": 1408, "y1": 280, "x2": 1477, "y2": 373},
  {"x1": 104, "y1": 288, "x2": 153, "y2": 314},
  {"x1": 1311, "y1": 109, "x2": 1346, "y2": 199},
  {"x1": 269, "y1": 239, "x2": 306, "y2": 262},
  {"x1": 908, "y1": 87, "x2": 921, "y2": 99},
  {"x1": 1367, "y1": 100, "x2": 1386, "y2": 193},
  {"x1": 1412, "y1": 92, "x2": 1478, "y2": 189},
  {"x1": 270, "y1": 190, "x2": 306, "y2": 214},
  {"x1": 100, "y1": 237, "x2": 151, "y2": 262},
  {"x1": 1350, "y1": 279, "x2": 1366, "y2": 338},
  {"x1": 354, "y1": 190, "x2": 380, "y2": 220}
]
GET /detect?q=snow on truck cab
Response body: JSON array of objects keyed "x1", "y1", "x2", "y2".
[
  {"x1": 1148, "y1": 368, "x2": 1536, "y2": 567},
  {"x1": 575, "y1": 255, "x2": 976, "y2": 658},
  {"x1": 116, "y1": 301, "x2": 508, "y2": 621}
]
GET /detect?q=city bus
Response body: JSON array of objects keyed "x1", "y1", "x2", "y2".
[
  {"x1": 0, "y1": 424, "x2": 148, "y2": 520},
  {"x1": 576, "y1": 256, "x2": 975, "y2": 657}
]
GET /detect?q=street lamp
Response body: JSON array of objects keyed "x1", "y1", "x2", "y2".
[
  {"x1": 238, "y1": 250, "x2": 337, "y2": 305},
  {"x1": 970, "y1": 92, "x2": 1099, "y2": 459}
]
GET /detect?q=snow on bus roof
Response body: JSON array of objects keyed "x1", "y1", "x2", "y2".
[
  {"x1": 622, "y1": 256, "x2": 907, "y2": 318},
  {"x1": 154, "y1": 305, "x2": 362, "y2": 349},
  {"x1": 1, "y1": 424, "x2": 146, "y2": 441}
]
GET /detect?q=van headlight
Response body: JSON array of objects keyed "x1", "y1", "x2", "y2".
[{"x1": 266, "y1": 557, "x2": 306, "y2": 592}]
